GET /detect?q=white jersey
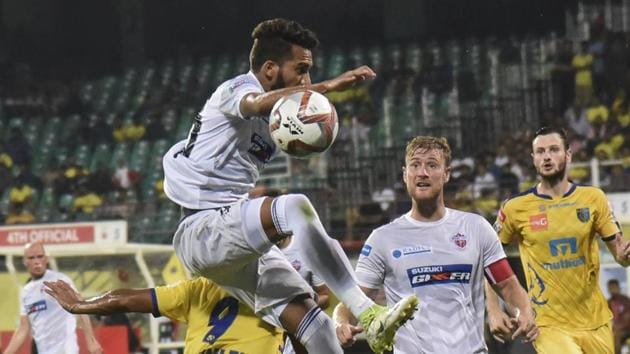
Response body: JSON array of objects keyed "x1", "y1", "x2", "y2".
[
  {"x1": 19, "y1": 270, "x2": 79, "y2": 354},
  {"x1": 356, "y1": 209, "x2": 506, "y2": 354},
  {"x1": 163, "y1": 72, "x2": 275, "y2": 209},
  {"x1": 281, "y1": 239, "x2": 325, "y2": 288}
]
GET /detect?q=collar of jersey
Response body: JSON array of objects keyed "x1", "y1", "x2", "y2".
[
  {"x1": 404, "y1": 208, "x2": 450, "y2": 226},
  {"x1": 247, "y1": 70, "x2": 264, "y2": 90},
  {"x1": 530, "y1": 182, "x2": 577, "y2": 200}
]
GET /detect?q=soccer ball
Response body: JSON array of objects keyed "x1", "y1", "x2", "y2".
[{"x1": 269, "y1": 90, "x2": 338, "y2": 158}]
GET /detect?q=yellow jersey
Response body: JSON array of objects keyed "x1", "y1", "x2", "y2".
[
  {"x1": 152, "y1": 277, "x2": 284, "y2": 354},
  {"x1": 494, "y1": 184, "x2": 620, "y2": 329}
]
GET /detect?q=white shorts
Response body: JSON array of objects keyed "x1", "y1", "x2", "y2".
[{"x1": 172, "y1": 197, "x2": 314, "y2": 327}]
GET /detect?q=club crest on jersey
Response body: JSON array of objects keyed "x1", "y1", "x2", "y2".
[
  {"x1": 451, "y1": 233, "x2": 467, "y2": 249},
  {"x1": 361, "y1": 244, "x2": 372, "y2": 257},
  {"x1": 26, "y1": 300, "x2": 47, "y2": 315},
  {"x1": 291, "y1": 260, "x2": 302, "y2": 272},
  {"x1": 576, "y1": 208, "x2": 590, "y2": 223}
]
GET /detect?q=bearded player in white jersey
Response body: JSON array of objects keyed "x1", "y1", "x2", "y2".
[
  {"x1": 334, "y1": 136, "x2": 539, "y2": 353},
  {"x1": 162, "y1": 18, "x2": 417, "y2": 354}
]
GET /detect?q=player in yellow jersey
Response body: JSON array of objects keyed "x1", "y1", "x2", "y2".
[
  {"x1": 43, "y1": 277, "x2": 284, "y2": 354},
  {"x1": 486, "y1": 126, "x2": 630, "y2": 354}
]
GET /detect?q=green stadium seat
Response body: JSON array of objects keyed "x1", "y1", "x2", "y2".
[
  {"x1": 109, "y1": 142, "x2": 130, "y2": 170},
  {"x1": 90, "y1": 143, "x2": 111, "y2": 172}
]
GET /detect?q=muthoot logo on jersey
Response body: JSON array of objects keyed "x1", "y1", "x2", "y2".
[{"x1": 407, "y1": 264, "x2": 472, "y2": 288}]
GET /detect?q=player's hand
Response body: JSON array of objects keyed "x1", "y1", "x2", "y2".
[
  {"x1": 324, "y1": 65, "x2": 376, "y2": 92},
  {"x1": 335, "y1": 322, "x2": 363, "y2": 347},
  {"x1": 43, "y1": 280, "x2": 84, "y2": 313},
  {"x1": 511, "y1": 308, "x2": 539, "y2": 343},
  {"x1": 487, "y1": 309, "x2": 514, "y2": 343}
]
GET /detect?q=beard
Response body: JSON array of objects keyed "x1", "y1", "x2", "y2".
[
  {"x1": 539, "y1": 158, "x2": 567, "y2": 186},
  {"x1": 270, "y1": 74, "x2": 286, "y2": 91}
]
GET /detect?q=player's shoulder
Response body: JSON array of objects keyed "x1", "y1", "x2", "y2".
[
  {"x1": 572, "y1": 183, "x2": 607, "y2": 199},
  {"x1": 501, "y1": 187, "x2": 537, "y2": 210},
  {"x1": 369, "y1": 214, "x2": 408, "y2": 237},
  {"x1": 45, "y1": 269, "x2": 71, "y2": 282},
  {"x1": 223, "y1": 72, "x2": 262, "y2": 93}
]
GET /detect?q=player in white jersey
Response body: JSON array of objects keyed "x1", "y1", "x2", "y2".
[
  {"x1": 333, "y1": 136, "x2": 539, "y2": 353},
  {"x1": 4, "y1": 242, "x2": 102, "y2": 354},
  {"x1": 161, "y1": 18, "x2": 418, "y2": 354}
]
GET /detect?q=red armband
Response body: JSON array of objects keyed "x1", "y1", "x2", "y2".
[{"x1": 484, "y1": 258, "x2": 514, "y2": 284}]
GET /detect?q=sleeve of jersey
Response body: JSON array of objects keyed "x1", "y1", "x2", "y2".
[
  {"x1": 494, "y1": 203, "x2": 515, "y2": 244},
  {"x1": 478, "y1": 216, "x2": 508, "y2": 268},
  {"x1": 218, "y1": 76, "x2": 263, "y2": 119},
  {"x1": 151, "y1": 281, "x2": 191, "y2": 323},
  {"x1": 595, "y1": 191, "x2": 621, "y2": 239},
  {"x1": 355, "y1": 234, "x2": 386, "y2": 290}
]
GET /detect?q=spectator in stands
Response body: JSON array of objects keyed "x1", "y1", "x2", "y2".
[
  {"x1": 72, "y1": 184, "x2": 103, "y2": 219},
  {"x1": 551, "y1": 39, "x2": 575, "y2": 115},
  {"x1": 59, "y1": 160, "x2": 89, "y2": 196},
  {"x1": 0, "y1": 143, "x2": 13, "y2": 169},
  {"x1": 9, "y1": 176, "x2": 35, "y2": 209},
  {"x1": 608, "y1": 279, "x2": 630, "y2": 354},
  {"x1": 86, "y1": 162, "x2": 113, "y2": 196},
  {"x1": 5, "y1": 203, "x2": 35, "y2": 225},
  {"x1": 122, "y1": 116, "x2": 146, "y2": 142},
  {"x1": 497, "y1": 162, "x2": 520, "y2": 197},
  {"x1": 565, "y1": 101, "x2": 591, "y2": 139},
  {"x1": 473, "y1": 163, "x2": 497, "y2": 198},
  {"x1": 573, "y1": 41, "x2": 594, "y2": 107},
  {"x1": 112, "y1": 159, "x2": 139, "y2": 191},
  {"x1": 589, "y1": 32, "x2": 606, "y2": 97},
  {"x1": 5, "y1": 127, "x2": 31, "y2": 166}
]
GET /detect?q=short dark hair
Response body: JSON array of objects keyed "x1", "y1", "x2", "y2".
[
  {"x1": 250, "y1": 18, "x2": 319, "y2": 72},
  {"x1": 608, "y1": 279, "x2": 620, "y2": 286},
  {"x1": 534, "y1": 126, "x2": 569, "y2": 150}
]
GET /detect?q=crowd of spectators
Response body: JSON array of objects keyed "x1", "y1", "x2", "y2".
[{"x1": 1, "y1": 29, "x2": 629, "y2": 244}]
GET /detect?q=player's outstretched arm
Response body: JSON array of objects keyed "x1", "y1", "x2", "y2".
[
  {"x1": 604, "y1": 233, "x2": 630, "y2": 267},
  {"x1": 44, "y1": 279, "x2": 153, "y2": 315},
  {"x1": 487, "y1": 276, "x2": 538, "y2": 342},
  {"x1": 240, "y1": 65, "x2": 376, "y2": 117},
  {"x1": 4, "y1": 315, "x2": 31, "y2": 354}
]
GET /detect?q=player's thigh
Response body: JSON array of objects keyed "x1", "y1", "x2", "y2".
[
  {"x1": 534, "y1": 326, "x2": 581, "y2": 354},
  {"x1": 577, "y1": 323, "x2": 614, "y2": 354},
  {"x1": 173, "y1": 198, "x2": 273, "y2": 278}
]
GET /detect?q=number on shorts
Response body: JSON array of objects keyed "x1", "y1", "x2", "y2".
[
  {"x1": 203, "y1": 296, "x2": 239, "y2": 344},
  {"x1": 174, "y1": 114, "x2": 202, "y2": 158}
]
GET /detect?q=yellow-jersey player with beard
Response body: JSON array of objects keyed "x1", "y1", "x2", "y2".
[{"x1": 486, "y1": 126, "x2": 630, "y2": 354}]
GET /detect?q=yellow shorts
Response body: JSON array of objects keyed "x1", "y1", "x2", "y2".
[{"x1": 533, "y1": 323, "x2": 613, "y2": 354}]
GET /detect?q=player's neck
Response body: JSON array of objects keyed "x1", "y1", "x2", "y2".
[
  {"x1": 537, "y1": 178, "x2": 572, "y2": 198},
  {"x1": 410, "y1": 198, "x2": 446, "y2": 222}
]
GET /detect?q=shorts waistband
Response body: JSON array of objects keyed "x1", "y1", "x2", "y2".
[{"x1": 180, "y1": 205, "x2": 231, "y2": 220}]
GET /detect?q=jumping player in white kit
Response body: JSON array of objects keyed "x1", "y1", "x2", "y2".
[
  {"x1": 333, "y1": 136, "x2": 538, "y2": 353},
  {"x1": 162, "y1": 18, "x2": 418, "y2": 354}
]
